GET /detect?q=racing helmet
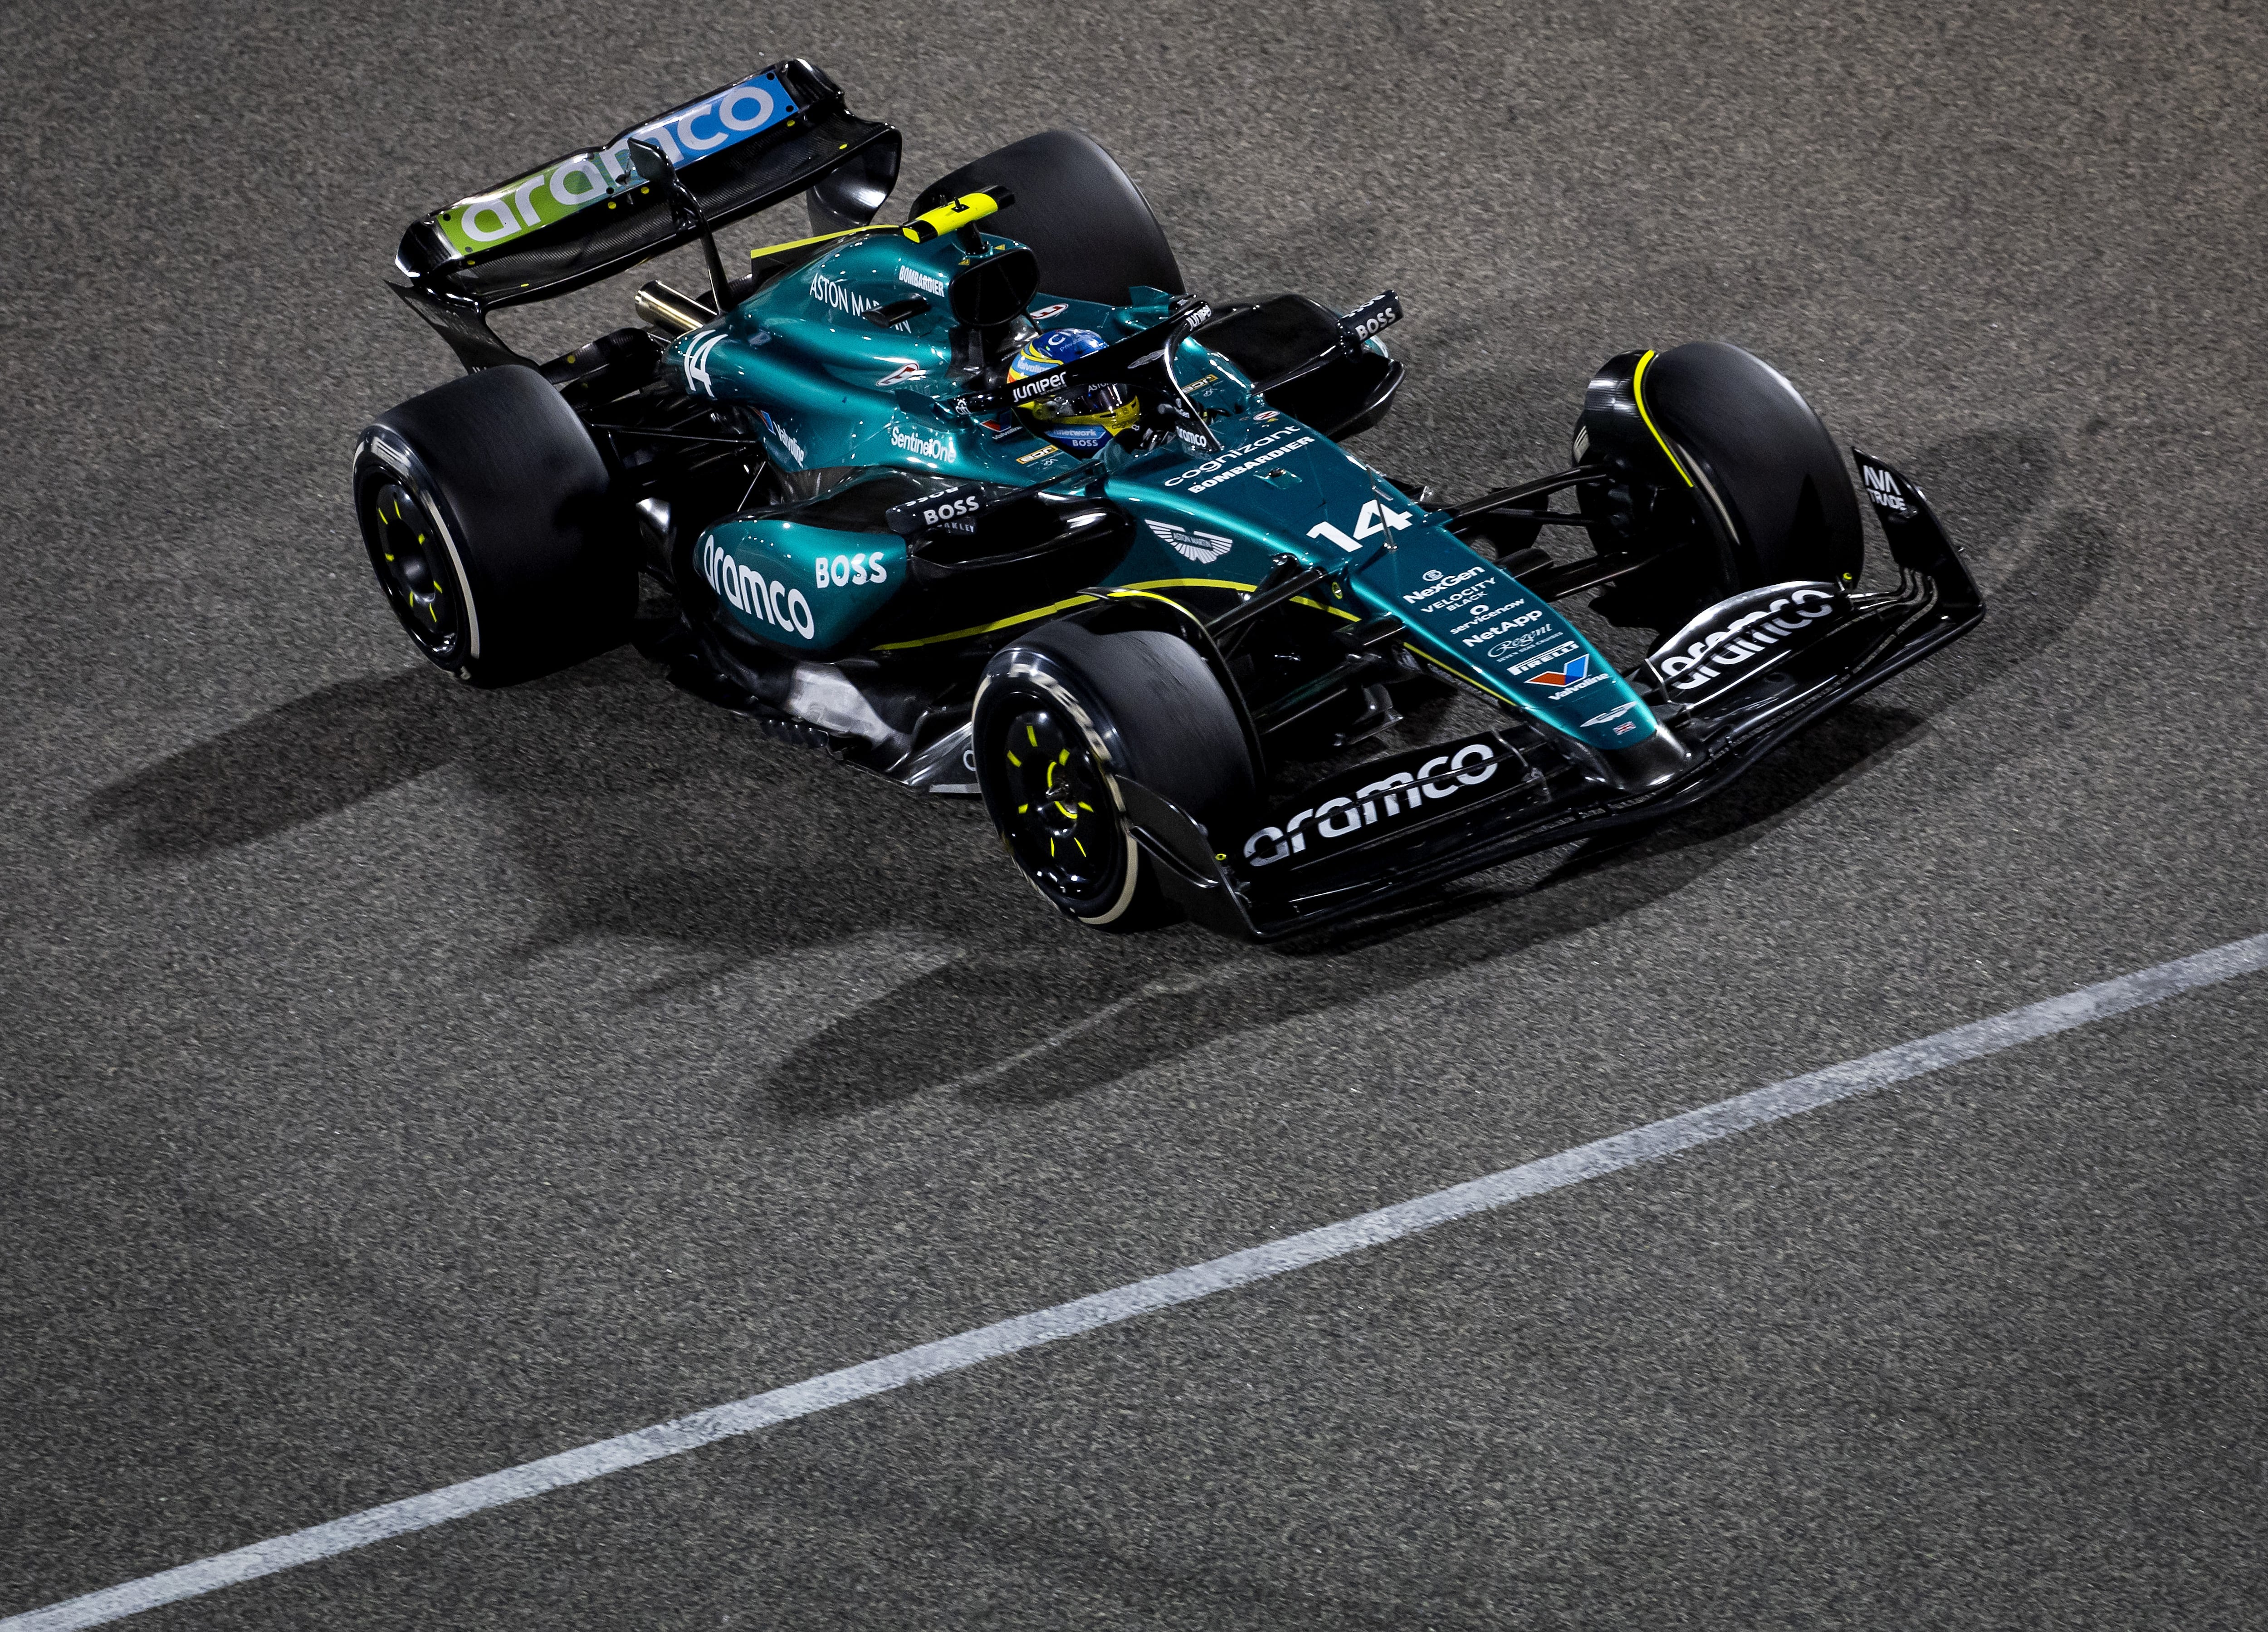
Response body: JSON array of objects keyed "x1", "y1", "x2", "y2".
[{"x1": 1004, "y1": 328, "x2": 1139, "y2": 453}]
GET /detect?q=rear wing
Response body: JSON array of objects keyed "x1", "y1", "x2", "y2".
[{"x1": 391, "y1": 59, "x2": 899, "y2": 369}]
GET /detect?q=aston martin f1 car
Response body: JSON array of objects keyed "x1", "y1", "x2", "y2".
[{"x1": 353, "y1": 59, "x2": 1982, "y2": 937}]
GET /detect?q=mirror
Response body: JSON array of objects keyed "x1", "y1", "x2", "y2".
[{"x1": 948, "y1": 246, "x2": 1040, "y2": 328}]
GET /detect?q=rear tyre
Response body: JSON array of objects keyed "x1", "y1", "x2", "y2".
[
  {"x1": 351, "y1": 364, "x2": 630, "y2": 685},
  {"x1": 973, "y1": 623, "x2": 1255, "y2": 931},
  {"x1": 912, "y1": 130, "x2": 1184, "y2": 307}
]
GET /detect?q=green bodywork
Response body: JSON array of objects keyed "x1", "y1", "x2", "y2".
[{"x1": 668, "y1": 225, "x2": 1657, "y2": 753}]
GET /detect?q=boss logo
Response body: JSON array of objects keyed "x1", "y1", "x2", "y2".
[
  {"x1": 921, "y1": 495, "x2": 981, "y2": 527},
  {"x1": 1339, "y1": 290, "x2": 1403, "y2": 344},
  {"x1": 815, "y1": 551, "x2": 889, "y2": 588},
  {"x1": 885, "y1": 484, "x2": 992, "y2": 536}
]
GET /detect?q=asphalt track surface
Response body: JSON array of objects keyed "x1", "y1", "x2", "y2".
[{"x1": 4, "y1": 2, "x2": 2265, "y2": 1627}]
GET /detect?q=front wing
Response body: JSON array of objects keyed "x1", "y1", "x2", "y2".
[{"x1": 1121, "y1": 453, "x2": 1983, "y2": 941}]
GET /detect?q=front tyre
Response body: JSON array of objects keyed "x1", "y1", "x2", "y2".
[
  {"x1": 351, "y1": 364, "x2": 630, "y2": 685},
  {"x1": 1584, "y1": 342, "x2": 1866, "y2": 635},
  {"x1": 973, "y1": 623, "x2": 1255, "y2": 930}
]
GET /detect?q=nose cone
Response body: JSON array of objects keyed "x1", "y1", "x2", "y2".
[{"x1": 1596, "y1": 725, "x2": 1692, "y2": 790}]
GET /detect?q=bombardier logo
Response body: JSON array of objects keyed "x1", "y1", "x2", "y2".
[
  {"x1": 1243, "y1": 743, "x2": 1500, "y2": 867},
  {"x1": 1164, "y1": 426, "x2": 1308, "y2": 491},
  {"x1": 897, "y1": 265, "x2": 947, "y2": 296}
]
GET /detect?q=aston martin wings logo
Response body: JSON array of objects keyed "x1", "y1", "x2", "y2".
[{"x1": 1146, "y1": 519, "x2": 1235, "y2": 564}]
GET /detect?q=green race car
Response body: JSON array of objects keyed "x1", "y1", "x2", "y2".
[{"x1": 354, "y1": 59, "x2": 1981, "y2": 937}]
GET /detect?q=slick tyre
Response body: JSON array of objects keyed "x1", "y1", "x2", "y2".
[
  {"x1": 973, "y1": 623, "x2": 1255, "y2": 931},
  {"x1": 1642, "y1": 341, "x2": 1866, "y2": 593},
  {"x1": 352, "y1": 363, "x2": 631, "y2": 685},
  {"x1": 912, "y1": 130, "x2": 1184, "y2": 307}
]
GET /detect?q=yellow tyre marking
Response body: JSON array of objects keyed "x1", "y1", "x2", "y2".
[{"x1": 1631, "y1": 348, "x2": 1694, "y2": 488}]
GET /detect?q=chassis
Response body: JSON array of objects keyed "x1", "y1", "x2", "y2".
[{"x1": 354, "y1": 60, "x2": 1982, "y2": 938}]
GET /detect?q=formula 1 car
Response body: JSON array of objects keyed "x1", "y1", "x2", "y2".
[{"x1": 353, "y1": 59, "x2": 1982, "y2": 937}]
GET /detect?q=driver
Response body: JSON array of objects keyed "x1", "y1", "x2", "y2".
[{"x1": 1004, "y1": 328, "x2": 1139, "y2": 454}]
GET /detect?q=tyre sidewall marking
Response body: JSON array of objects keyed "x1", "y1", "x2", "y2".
[
  {"x1": 357, "y1": 431, "x2": 483, "y2": 662},
  {"x1": 974, "y1": 658, "x2": 1141, "y2": 926}
]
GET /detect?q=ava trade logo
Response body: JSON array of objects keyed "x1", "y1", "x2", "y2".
[
  {"x1": 1525, "y1": 652, "x2": 1589, "y2": 688},
  {"x1": 437, "y1": 72, "x2": 797, "y2": 255}
]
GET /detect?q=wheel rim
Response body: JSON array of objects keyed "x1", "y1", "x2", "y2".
[
  {"x1": 364, "y1": 478, "x2": 464, "y2": 662},
  {"x1": 994, "y1": 702, "x2": 1123, "y2": 907}
]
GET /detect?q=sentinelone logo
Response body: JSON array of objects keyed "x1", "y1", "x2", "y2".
[{"x1": 439, "y1": 72, "x2": 797, "y2": 254}]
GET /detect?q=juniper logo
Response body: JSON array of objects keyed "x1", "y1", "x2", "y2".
[{"x1": 438, "y1": 73, "x2": 797, "y2": 255}]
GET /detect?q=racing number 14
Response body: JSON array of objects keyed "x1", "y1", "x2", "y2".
[{"x1": 1308, "y1": 500, "x2": 1412, "y2": 554}]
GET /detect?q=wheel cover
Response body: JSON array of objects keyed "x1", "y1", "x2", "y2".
[
  {"x1": 993, "y1": 702, "x2": 1124, "y2": 908},
  {"x1": 364, "y1": 479, "x2": 464, "y2": 662}
]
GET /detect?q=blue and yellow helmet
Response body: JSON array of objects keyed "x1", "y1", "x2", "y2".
[{"x1": 1004, "y1": 328, "x2": 1139, "y2": 453}]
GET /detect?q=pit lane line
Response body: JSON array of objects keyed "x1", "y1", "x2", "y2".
[{"x1": 10, "y1": 930, "x2": 2267, "y2": 1632}]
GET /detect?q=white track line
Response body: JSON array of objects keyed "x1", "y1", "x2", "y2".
[{"x1": 11, "y1": 930, "x2": 2267, "y2": 1632}]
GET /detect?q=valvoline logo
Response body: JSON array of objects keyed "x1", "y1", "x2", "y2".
[{"x1": 1525, "y1": 653, "x2": 1589, "y2": 687}]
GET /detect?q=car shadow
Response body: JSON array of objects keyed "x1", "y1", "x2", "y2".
[{"x1": 82, "y1": 426, "x2": 2098, "y2": 1121}]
